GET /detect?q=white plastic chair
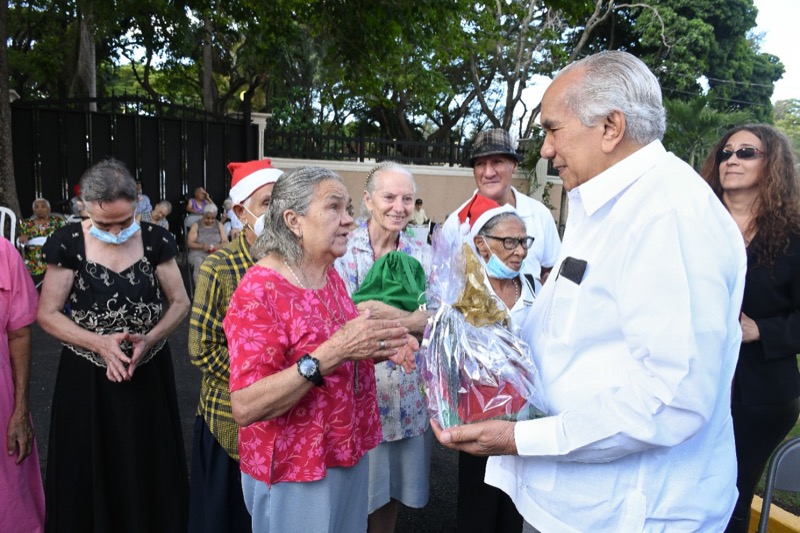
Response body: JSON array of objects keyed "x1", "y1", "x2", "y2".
[{"x1": 0, "y1": 206, "x2": 17, "y2": 246}]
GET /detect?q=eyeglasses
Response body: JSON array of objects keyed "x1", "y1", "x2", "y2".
[
  {"x1": 717, "y1": 147, "x2": 765, "y2": 162},
  {"x1": 483, "y1": 235, "x2": 535, "y2": 250}
]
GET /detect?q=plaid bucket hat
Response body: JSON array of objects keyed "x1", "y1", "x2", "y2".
[{"x1": 468, "y1": 128, "x2": 523, "y2": 167}]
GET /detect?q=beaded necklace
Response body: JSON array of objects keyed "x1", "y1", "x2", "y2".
[{"x1": 284, "y1": 258, "x2": 360, "y2": 393}]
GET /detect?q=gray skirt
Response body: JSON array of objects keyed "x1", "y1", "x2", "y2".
[
  {"x1": 241, "y1": 455, "x2": 369, "y2": 533},
  {"x1": 368, "y1": 429, "x2": 434, "y2": 513}
]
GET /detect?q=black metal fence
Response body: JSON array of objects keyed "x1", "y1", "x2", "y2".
[
  {"x1": 263, "y1": 129, "x2": 469, "y2": 166},
  {"x1": 11, "y1": 96, "x2": 257, "y2": 230},
  {"x1": 10, "y1": 95, "x2": 474, "y2": 223}
]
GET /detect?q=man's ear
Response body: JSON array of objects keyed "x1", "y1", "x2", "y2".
[
  {"x1": 601, "y1": 110, "x2": 626, "y2": 153},
  {"x1": 232, "y1": 204, "x2": 246, "y2": 224}
]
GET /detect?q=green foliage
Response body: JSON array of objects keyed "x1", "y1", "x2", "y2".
[
  {"x1": 774, "y1": 99, "x2": 800, "y2": 158},
  {"x1": 5, "y1": 0, "x2": 784, "y2": 146},
  {"x1": 663, "y1": 96, "x2": 753, "y2": 169}
]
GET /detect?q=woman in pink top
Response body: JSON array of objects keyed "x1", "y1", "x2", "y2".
[
  {"x1": 224, "y1": 166, "x2": 417, "y2": 532},
  {"x1": 0, "y1": 236, "x2": 44, "y2": 532}
]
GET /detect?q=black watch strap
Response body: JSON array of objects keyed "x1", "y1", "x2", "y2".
[{"x1": 297, "y1": 354, "x2": 324, "y2": 386}]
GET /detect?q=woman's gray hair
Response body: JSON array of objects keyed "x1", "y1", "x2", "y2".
[
  {"x1": 32, "y1": 197, "x2": 50, "y2": 210},
  {"x1": 359, "y1": 161, "x2": 416, "y2": 219},
  {"x1": 202, "y1": 204, "x2": 218, "y2": 216},
  {"x1": 252, "y1": 166, "x2": 344, "y2": 262},
  {"x1": 79, "y1": 159, "x2": 137, "y2": 205},
  {"x1": 476, "y1": 212, "x2": 524, "y2": 237},
  {"x1": 156, "y1": 200, "x2": 172, "y2": 214},
  {"x1": 559, "y1": 50, "x2": 666, "y2": 145}
]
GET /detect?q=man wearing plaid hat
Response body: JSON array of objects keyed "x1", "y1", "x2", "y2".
[
  {"x1": 187, "y1": 158, "x2": 283, "y2": 533},
  {"x1": 443, "y1": 128, "x2": 561, "y2": 291}
]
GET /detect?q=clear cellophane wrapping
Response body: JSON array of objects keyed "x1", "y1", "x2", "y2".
[{"x1": 420, "y1": 223, "x2": 545, "y2": 429}]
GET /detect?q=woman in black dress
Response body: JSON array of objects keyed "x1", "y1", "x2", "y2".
[
  {"x1": 38, "y1": 159, "x2": 190, "y2": 532},
  {"x1": 701, "y1": 124, "x2": 800, "y2": 533}
]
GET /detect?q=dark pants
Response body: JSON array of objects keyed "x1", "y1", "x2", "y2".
[
  {"x1": 188, "y1": 416, "x2": 251, "y2": 533},
  {"x1": 725, "y1": 397, "x2": 800, "y2": 533},
  {"x1": 457, "y1": 452, "x2": 523, "y2": 533}
]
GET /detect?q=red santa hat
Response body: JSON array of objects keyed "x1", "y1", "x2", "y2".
[
  {"x1": 227, "y1": 158, "x2": 283, "y2": 204},
  {"x1": 457, "y1": 193, "x2": 516, "y2": 239}
]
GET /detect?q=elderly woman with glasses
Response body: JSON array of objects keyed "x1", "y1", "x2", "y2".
[
  {"x1": 701, "y1": 124, "x2": 800, "y2": 533},
  {"x1": 223, "y1": 166, "x2": 417, "y2": 532},
  {"x1": 455, "y1": 193, "x2": 535, "y2": 533},
  {"x1": 37, "y1": 158, "x2": 190, "y2": 531}
]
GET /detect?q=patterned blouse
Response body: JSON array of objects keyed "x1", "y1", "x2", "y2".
[
  {"x1": 224, "y1": 266, "x2": 381, "y2": 486},
  {"x1": 18, "y1": 215, "x2": 66, "y2": 276},
  {"x1": 335, "y1": 221, "x2": 432, "y2": 441},
  {"x1": 41, "y1": 222, "x2": 175, "y2": 368}
]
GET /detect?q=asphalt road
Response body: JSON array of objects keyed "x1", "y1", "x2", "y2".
[{"x1": 27, "y1": 272, "x2": 459, "y2": 533}]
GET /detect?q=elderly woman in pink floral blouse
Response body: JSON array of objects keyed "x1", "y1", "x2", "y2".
[{"x1": 223, "y1": 166, "x2": 417, "y2": 532}]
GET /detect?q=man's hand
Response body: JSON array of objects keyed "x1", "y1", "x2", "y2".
[{"x1": 430, "y1": 418, "x2": 518, "y2": 456}]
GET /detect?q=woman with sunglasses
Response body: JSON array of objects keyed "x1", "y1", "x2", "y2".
[
  {"x1": 701, "y1": 124, "x2": 800, "y2": 533},
  {"x1": 455, "y1": 193, "x2": 536, "y2": 533}
]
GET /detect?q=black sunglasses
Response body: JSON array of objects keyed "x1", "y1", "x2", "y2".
[
  {"x1": 717, "y1": 147, "x2": 765, "y2": 162},
  {"x1": 483, "y1": 235, "x2": 535, "y2": 250}
]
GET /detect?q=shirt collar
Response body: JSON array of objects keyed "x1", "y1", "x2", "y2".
[{"x1": 573, "y1": 140, "x2": 666, "y2": 216}]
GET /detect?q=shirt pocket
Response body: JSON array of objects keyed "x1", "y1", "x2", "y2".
[{"x1": 545, "y1": 275, "x2": 582, "y2": 344}]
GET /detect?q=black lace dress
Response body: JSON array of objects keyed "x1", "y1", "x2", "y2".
[{"x1": 42, "y1": 223, "x2": 188, "y2": 533}]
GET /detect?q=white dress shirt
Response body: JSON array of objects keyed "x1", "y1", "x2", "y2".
[
  {"x1": 443, "y1": 188, "x2": 561, "y2": 284},
  {"x1": 486, "y1": 141, "x2": 746, "y2": 532}
]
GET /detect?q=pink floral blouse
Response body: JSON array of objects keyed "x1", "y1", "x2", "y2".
[{"x1": 224, "y1": 265, "x2": 381, "y2": 486}]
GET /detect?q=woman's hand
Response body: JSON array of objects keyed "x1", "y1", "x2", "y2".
[
  {"x1": 386, "y1": 334, "x2": 419, "y2": 373},
  {"x1": 356, "y1": 300, "x2": 403, "y2": 320},
  {"x1": 95, "y1": 332, "x2": 134, "y2": 382},
  {"x1": 6, "y1": 408, "x2": 34, "y2": 464},
  {"x1": 740, "y1": 312, "x2": 760, "y2": 342},
  {"x1": 320, "y1": 310, "x2": 410, "y2": 369},
  {"x1": 18, "y1": 234, "x2": 29, "y2": 246},
  {"x1": 126, "y1": 332, "x2": 155, "y2": 379}
]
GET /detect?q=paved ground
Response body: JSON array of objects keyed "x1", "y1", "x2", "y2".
[{"x1": 27, "y1": 272, "x2": 459, "y2": 532}]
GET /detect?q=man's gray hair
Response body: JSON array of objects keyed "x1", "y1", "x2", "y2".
[
  {"x1": 202, "y1": 204, "x2": 218, "y2": 216},
  {"x1": 559, "y1": 50, "x2": 666, "y2": 144},
  {"x1": 79, "y1": 159, "x2": 137, "y2": 205},
  {"x1": 252, "y1": 166, "x2": 344, "y2": 262},
  {"x1": 359, "y1": 161, "x2": 416, "y2": 220}
]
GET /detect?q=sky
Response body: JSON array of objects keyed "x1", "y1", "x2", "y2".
[
  {"x1": 519, "y1": 0, "x2": 798, "y2": 125},
  {"x1": 753, "y1": 0, "x2": 799, "y2": 102}
]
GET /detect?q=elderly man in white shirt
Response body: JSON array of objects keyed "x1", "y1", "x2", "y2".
[
  {"x1": 443, "y1": 128, "x2": 561, "y2": 291},
  {"x1": 432, "y1": 50, "x2": 746, "y2": 532}
]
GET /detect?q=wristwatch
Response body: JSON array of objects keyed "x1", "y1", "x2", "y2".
[{"x1": 296, "y1": 354, "x2": 324, "y2": 386}]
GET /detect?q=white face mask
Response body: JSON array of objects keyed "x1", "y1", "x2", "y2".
[{"x1": 242, "y1": 206, "x2": 266, "y2": 236}]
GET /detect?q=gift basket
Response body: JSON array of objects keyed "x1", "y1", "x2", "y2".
[{"x1": 420, "y1": 214, "x2": 545, "y2": 429}]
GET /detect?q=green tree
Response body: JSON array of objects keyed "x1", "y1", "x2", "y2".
[
  {"x1": 774, "y1": 99, "x2": 800, "y2": 157},
  {"x1": 662, "y1": 96, "x2": 753, "y2": 169}
]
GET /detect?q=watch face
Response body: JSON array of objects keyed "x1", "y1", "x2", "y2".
[{"x1": 299, "y1": 357, "x2": 317, "y2": 376}]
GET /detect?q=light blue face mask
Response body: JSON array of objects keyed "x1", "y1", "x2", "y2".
[
  {"x1": 89, "y1": 221, "x2": 140, "y2": 245},
  {"x1": 485, "y1": 253, "x2": 519, "y2": 279}
]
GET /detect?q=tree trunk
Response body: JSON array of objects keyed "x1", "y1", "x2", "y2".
[
  {"x1": 0, "y1": 0, "x2": 22, "y2": 215},
  {"x1": 202, "y1": 17, "x2": 214, "y2": 113},
  {"x1": 73, "y1": 2, "x2": 97, "y2": 111}
]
